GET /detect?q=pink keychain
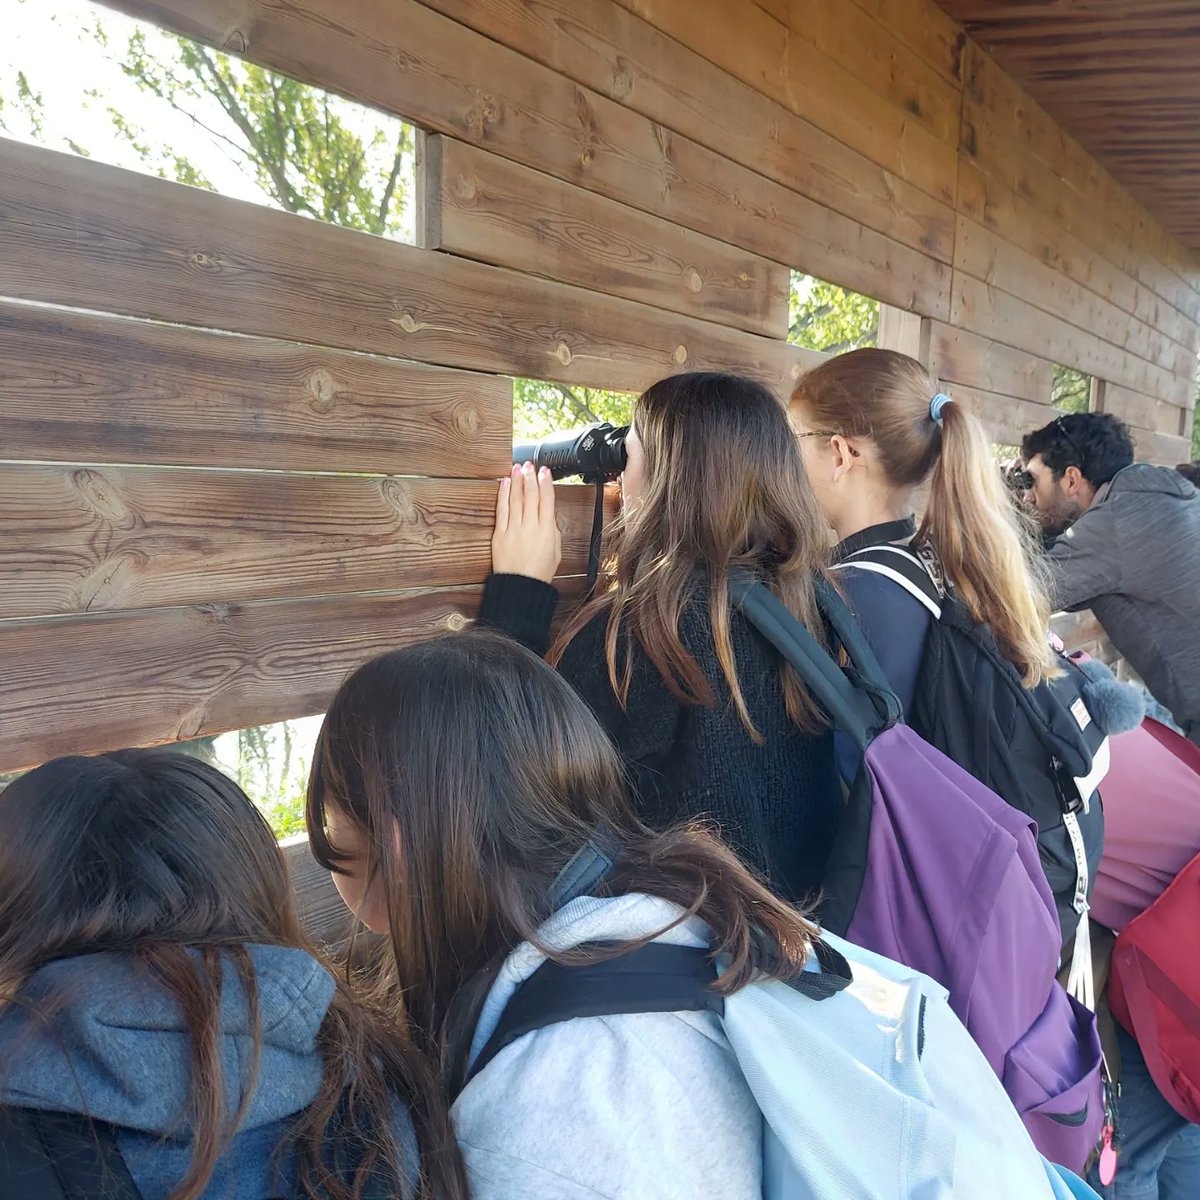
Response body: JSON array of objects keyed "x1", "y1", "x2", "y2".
[{"x1": 1099, "y1": 1123, "x2": 1118, "y2": 1187}]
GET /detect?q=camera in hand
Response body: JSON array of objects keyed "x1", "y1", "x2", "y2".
[
  {"x1": 512, "y1": 422, "x2": 629, "y2": 481},
  {"x1": 1001, "y1": 461, "x2": 1033, "y2": 496}
]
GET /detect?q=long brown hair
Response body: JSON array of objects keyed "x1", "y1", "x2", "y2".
[
  {"x1": 0, "y1": 750, "x2": 467, "y2": 1200},
  {"x1": 792, "y1": 349, "x2": 1056, "y2": 685},
  {"x1": 307, "y1": 630, "x2": 817, "y2": 1082},
  {"x1": 555, "y1": 371, "x2": 831, "y2": 737}
]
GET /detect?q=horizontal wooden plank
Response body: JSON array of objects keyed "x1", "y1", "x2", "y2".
[
  {"x1": 0, "y1": 301, "x2": 512, "y2": 475},
  {"x1": 958, "y1": 32, "x2": 1200, "y2": 294},
  {"x1": 945, "y1": 383, "x2": 1057, "y2": 449},
  {"x1": 0, "y1": 465, "x2": 602, "y2": 619},
  {"x1": 928, "y1": 322, "x2": 1051, "y2": 405},
  {"x1": 99, "y1": 0, "x2": 954, "y2": 298},
  {"x1": 961, "y1": 43, "x2": 1200, "y2": 326},
  {"x1": 422, "y1": 136, "x2": 788, "y2": 338},
  {"x1": 954, "y1": 216, "x2": 1190, "y2": 377},
  {"x1": 845, "y1": 0, "x2": 966, "y2": 87},
  {"x1": 412, "y1": 0, "x2": 953, "y2": 308},
  {"x1": 957, "y1": 159, "x2": 1200, "y2": 357},
  {"x1": 1128, "y1": 427, "x2": 1192, "y2": 468},
  {"x1": 613, "y1": 0, "x2": 958, "y2": 204},
  {"x1": 0, "y1": 585, "x2": 479, "y2": 772},
  {"x1": 1100, "y1": 383, "x2": 1174, "y2": 435},
  {"x1": 283, "y1": 836, "x2": 351, "y2": 945},
  {"x1": 0, "y1": 139, "x2": 813, "y2": 395},
  {"x1": 770, "y1": 0, "x2": 963, "y2": 144},
  {"x1": 950, "y1": 273, "x2": 1190, "y2": 406}
]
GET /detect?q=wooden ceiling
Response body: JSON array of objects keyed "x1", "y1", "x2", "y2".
[{"x1": 938, "y1": 2, "x2": 1200, "y2": 251}]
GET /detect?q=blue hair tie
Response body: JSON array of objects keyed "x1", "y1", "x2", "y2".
[{"x1": 929, "y1": 393, "x2": 953, "y2": 424}]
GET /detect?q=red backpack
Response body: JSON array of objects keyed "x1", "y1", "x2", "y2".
[{"x1": 1108, "y1": 725, "x2": 1200, "y2": 1123}]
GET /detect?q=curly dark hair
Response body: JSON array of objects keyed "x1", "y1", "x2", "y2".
[
  {"x1": 1178, "y1": 461, "x2": 1200, "y2": 488},
  {"x1": 1021, "y1": 412, "x2": 1135, "y2": 488}
]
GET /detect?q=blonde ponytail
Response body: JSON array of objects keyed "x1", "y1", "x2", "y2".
[
  {"x1": 918, "y1": 399, "x2": 1057, "y2": 685},
  {"x1": 792, "y1": 349, "x2": 1057, "y2": 686}
]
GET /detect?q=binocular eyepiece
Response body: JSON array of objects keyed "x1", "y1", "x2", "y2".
[{"x1": 512, "y1": 422, "x2": 629, "y2": 481}]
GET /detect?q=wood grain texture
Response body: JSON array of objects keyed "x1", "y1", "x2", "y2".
[
  {"x1": 0, "y1": 466, "x2": 601, "y2": 619},
  {"x1": 614, "y1": 0, "x2": 958, "y2": 204},
  {"x1": 946, "y1": 382, "x2": 1056, "y2": 449},
  {"x1": 412, "y1": 0, "x2": 955, "y2": 299},
  {"x1": 928, "y1": 322, "x2": 1051, "y2": 405},
  {"x1": 283, "y1": 836, "x2": 352, "y2": 946},
  {"x1": 941, "y1": 1, "x2": 1200, "y2": 254},
  {"x1": 767, "y1": 0, "x2": 963, "y2": 144},
  {"x1": 0, "y1": 301, "x2": 511, "y2": 476},
  {"x1": 957, "y1": 158, "x2": 1200, "y2": 354},
  {"x1": 98, "y1": 0, "x2": 954, "y2": 296},
  {"x1": 422, "y1": 136, "x2": 789, "y2": 338},
  {"x1": 1128, "y1": 427, "x2": 1192, "y2": 469},
  {"x1": 958, "y1": 40, "x2": 1200, "y2": 322},
  {"x1": 848, "y1": 0, "x2": 966, "y2": 87},
  {"x1": 950, "y1": 273, "x2": 1189, "y2": 406},
  {"x1": 0, "y1": 585, "x2": 481, "y2": 771},
  {"x1": 876, "y1": 306, "x2": 929, "y2": 363},
  {"x1": 953, "y1": 216, "x2": 1191, "y2": 377},
  {"x1": 0, "y1": 139, "x2": 815, "y2": 396},
  {"x1": 1100, "y1": 384, "x2": 1183, "y2": 438}
]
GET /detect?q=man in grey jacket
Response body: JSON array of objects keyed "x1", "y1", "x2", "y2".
[{"x1": 1022, "y1": 412, "x2": 1200, "y2": 744}]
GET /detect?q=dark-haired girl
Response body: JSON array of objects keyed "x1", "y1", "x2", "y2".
[
  {"x1": 484, "y1": 371, "x2": 841, "y2": 902},
  {"x1": 0, "y1": 749, "x2": 466, "y2": 1200}
]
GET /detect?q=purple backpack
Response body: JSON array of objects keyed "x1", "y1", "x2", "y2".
[{"x1": 732, "y1": 574, "x2": 1103, "y2": 1171}]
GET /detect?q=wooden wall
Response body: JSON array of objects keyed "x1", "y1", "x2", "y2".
[{"x1": 2, "y1": 0, "x2": 1198, "y2": 786}]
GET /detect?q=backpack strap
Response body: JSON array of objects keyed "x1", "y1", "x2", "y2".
[
  {"x1": 729, "y1": 570, "x2": 901, "y2": 750},
  {"x1": 835, "y1": 544, "x2": 944, "y2": 619},
  {"x1": 0, "y1": 1108, "x2": 142, "y2": 1200},
  {"x1": 462, "y1": 939, "x2": 853, "y2": 1092}
]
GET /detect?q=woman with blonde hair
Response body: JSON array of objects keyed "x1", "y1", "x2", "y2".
[
  {"x1": 791, "y1": 347, "x2": 1057, "y2": 705},
  {"x1": 790, "y1": 348, "x2": 1110, "y2": 947},
  {"x1": 481, "y1": 371, "x2": 841, "y2": 902}
]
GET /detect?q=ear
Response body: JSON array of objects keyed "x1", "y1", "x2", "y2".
[
  {"x1": 1061, "y1": 465, "x2": 1086, "y2": 495},
  {"x1": 829, "y1": 434, "x2": 862, "y2": 480}
]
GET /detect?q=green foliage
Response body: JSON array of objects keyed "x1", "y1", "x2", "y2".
[
  {"x1": 513, "y1": 379, "x2": 636, "y2": 440},
  {"x1": 788, "y1": 273, "x2": 878, "y2": 354},
  {"x1": 225, "y1": 723, "x2": 310, "y2": 838},
  {"x1": 116, "y1": 30, "x2": 410, "y2": 235},
  {"x1": 1052, "y1": 364, "x2": 1092, "y2": 414}
]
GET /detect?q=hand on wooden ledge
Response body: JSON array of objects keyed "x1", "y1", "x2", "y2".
[{"x1": 491, "y1": 462, "x2": 563, "y2": 584}]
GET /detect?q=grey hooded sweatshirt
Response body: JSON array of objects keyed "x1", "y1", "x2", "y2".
[
  {"x1": 0, "y1": 944, "x2": 413, "y2": 1200},
  {"x1": 1047, "y1": 463, "x2": 1200, "y2": 743},
  {"x1": 453, "y1": 893, "x2": 762, "y2": 1199}
]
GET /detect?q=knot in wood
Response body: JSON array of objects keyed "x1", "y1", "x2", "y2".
[
  {"x1": 555, "y1": 342, "x2": 573, "y2": 365},
  {"x1": 672, "y1": 344, "x2": 688, "y2": 365},
  {"x1": 396, "y1": 312, "x2": 419, "y2": 334},
  {"x1": 446, "y1": 612, "x2": 468, "y2": 633},
  {"x1": 687, "y1": 269, "x2": 703, "y2": 294},
  {"x1": 307, "y1": 368, "x2": 338, "y2": 412}
]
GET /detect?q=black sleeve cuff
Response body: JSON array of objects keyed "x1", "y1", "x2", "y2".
[{"x1": 478, "y1": 573, "x2": 560, "y2": 656}]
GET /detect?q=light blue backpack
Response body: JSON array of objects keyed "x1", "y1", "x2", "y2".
[{"x1": 466, "y1": 890, "x2": 1102, "y2": 1199}]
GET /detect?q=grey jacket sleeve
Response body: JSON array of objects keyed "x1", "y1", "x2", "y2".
[{"x1": 1044, "y1": 503, "x2": 1122, "y2": 611}]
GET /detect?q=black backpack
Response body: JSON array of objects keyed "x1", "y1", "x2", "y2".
[
  {"x1": 839, "y1": 543, "x2": 1106, "y2": 948},
  {"x1": 0, "y1": 1107, "x2": 141, "y2": 1200}
]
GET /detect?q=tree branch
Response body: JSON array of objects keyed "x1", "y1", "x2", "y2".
[{"x1": 376, "y1": 134, "x2": 406, "y2": 231}]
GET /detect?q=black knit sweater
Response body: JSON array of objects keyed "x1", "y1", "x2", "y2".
[{"x1": 479, "y1": 574, "x2": 842, "y2": 902}]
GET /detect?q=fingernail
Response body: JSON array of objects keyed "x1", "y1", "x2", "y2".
[
  {"x1": 522, "y1": 461, "x2": 534, "y2": 476},
  {"x1": 538, "y1": 466, "x2": 550, "y2": 480},
  {"x1": 499, "y1": 476, "x2": 510, "y2": 488},
  {"x1": 511, "y1": 463, "x2": 521, "y2": 477}
]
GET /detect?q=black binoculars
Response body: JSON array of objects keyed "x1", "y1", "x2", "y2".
[{"x1": 512, "y1": 422, "x2": 629, "y2": 481}]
